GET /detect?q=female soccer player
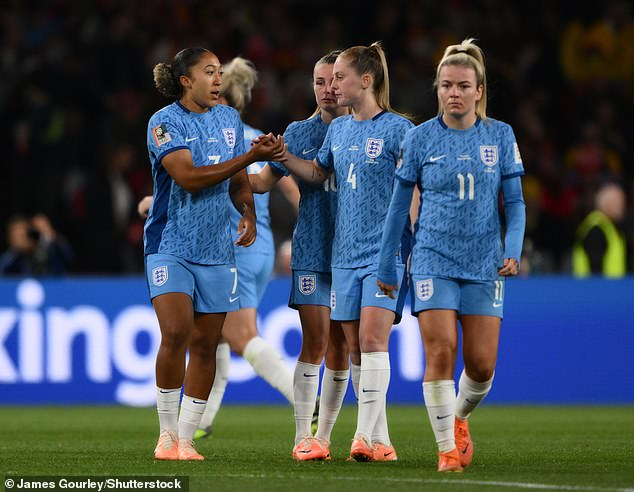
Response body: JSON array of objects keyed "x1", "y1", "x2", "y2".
[
  {"x1": 140, "y1": 56, "x2": 299, "y2": 441},
  {"x1": 248, "y1": 51, "x2": 351, "y2": 461},
  {"x1": 275, "y1": 42, "x2": 414, "y2": 462},
  {"x1": 145, "y1": 47, "x2": 284, "y2": 461},
  {"x1": 377, "y1": 38, "x2": 526, "y2": 472}
]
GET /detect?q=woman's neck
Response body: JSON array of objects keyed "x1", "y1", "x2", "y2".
[{"x1": 442, "y1": 111, "x2": 477, "y2": 130}]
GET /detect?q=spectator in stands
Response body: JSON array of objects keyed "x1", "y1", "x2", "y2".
[
  {"x1": 572, "y1": 181, "x2": 627, "y2": 277},
  {"x1": 0, "y1": 213, "x2": 74, "y2": 276}
]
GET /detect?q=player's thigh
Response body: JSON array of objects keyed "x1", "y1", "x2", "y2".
[
  {"x1": 460, "y1": 314, "x2": 500, "y2": 379},
  {"x1": 298, "y1": 304, "x2": 331, "y2": 353}
]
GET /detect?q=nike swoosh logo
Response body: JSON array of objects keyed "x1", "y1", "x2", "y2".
[
  {"x1": 332, "y1": 145, "x2": 342, "y2": 151},
  {"x1": 362, "y1": 388, "x2": 380, "y2": 393},
  {"x1": 303, "y1": 373, "x2": 318, "y2": 378},
  {"x1": 333, "y1": 377, "x2": 348, "y2": 382},
  {"x1": 436, "y1": 414, "x2": 452, "y2": 420},
  {"x1": 192, "y1": 400, "x2": 206, "y2": 404},
  {"x1": 461, "y1": 444, "x2": 470, "y2": 454},
  {"x1": 302, "y1": 148, "x2": 316, "y2": 154},
  {"x1": 375, "y1": 292, "x2": 389, "y2": 298},
  {"x1": 230, "y1": 296, "x2": 240, "y2": 303},
  {"x1": 159, "y1": 389, "x2": 176, "y2": 394},
  {"x1": 429, "y1": 154, "x2": 447, "y2": 162},
  {"x1": 493, "y1": 302, "x2": 502, "y2": 307},
  {"x1": 185, "y1": 137, "x2": 199, "y2": 142}
]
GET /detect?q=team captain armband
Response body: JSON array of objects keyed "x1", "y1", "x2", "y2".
[{"x1": 152, "y1": 124, "x2": 172, "y2": 147}]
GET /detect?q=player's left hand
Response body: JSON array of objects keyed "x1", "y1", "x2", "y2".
[
  {"x1": 498, "y1": 257, "x2": 519, "y2": 277},
  {"x1": 236, "y1": 212, "x2": 257, "y2": 247}
]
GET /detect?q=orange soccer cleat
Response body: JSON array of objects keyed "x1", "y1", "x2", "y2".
[
  {"x1": 177, "y1": 438, "x2": 204, "y2": 461},
  {"x1": 154, "y1": 430, "x2": 179, "y2": 460},
  {"x1": 372, "y1": 442, "x2": 398, "y2": 461},
  {"x1": 292, "y1": 437, "x2": 331, "y2": 461},
  {"x1": 454, "y1": 417, "x2": 474, "y2": 468},
  {"x1": 437, "y1": 448, "x2": 463, "y2": 473},
  {"x1": 348, "y1": 436, "x2": 374, "y2": 462}
]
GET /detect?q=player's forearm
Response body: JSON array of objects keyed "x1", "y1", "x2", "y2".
[
  {"x1": 502, "y1": 176, "x2": 526, "y2": 263},
  {"x1": 280, "y1": 153, "x2": 326, "y2": 184},
  {"x1": 230, "y1": 170, "x2": 256, "y2": 218},
  {"x1": 377, "y1": 178, "x2": 415, "y2": 285},
  {"x1": 178, "y1": 149, "x2": 262, "y2": 193}
]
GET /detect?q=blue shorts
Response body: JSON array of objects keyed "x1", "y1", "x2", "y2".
[
  {"x1": 145, "y1": 253, "x2": 240, "y2": 314},
  {"x1": 289, "y1": 270, "x2": 332, "y2": 309},
  {"x1": 410, "y1": 275, "x2": 505, "y2": 318},
  {"x1": 331, "y1": 264, "x2": 408, "y2": 323},
  {"x1": 235, "y1": 252, "x2": 274, "y2": 309}
]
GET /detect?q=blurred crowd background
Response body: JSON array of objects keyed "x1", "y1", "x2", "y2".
[{"x1": 0, "y1": 0, "x2": 632, "y2": 276}]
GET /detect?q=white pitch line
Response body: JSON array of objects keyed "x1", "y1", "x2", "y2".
[{"x1": 219, "y1": 472, "x2": 634, "y2": 492}]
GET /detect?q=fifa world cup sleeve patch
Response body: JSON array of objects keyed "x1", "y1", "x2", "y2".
[{"x1": 152, "y1": 124, "x2": 172, "y2": 147}]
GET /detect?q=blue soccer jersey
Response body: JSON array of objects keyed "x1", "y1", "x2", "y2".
[
  {"x1": 398, "y1": 115, "x2": 525, "y2": 280},
  {"x1": 144, "y1": 101, "x2": 246, "y2": 265},
  {"x1": 232, "y1": 124, "x2": 274, "y2": 258},
  {"x1": 316, "y1": 111, "x2": 414, "y2": 268},
  {"x1": 269, "y1": 115, "x2": 337, "y2": 272}
]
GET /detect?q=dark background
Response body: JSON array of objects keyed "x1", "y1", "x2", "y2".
[{"x1": 1, "y1": 0, "x2": 632, "y2": 275}]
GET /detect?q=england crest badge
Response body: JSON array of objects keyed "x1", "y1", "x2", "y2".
[
  {"x1": 365, "y1": 138, "x2": 383, "y2": 159},
  {"x1": 416, "y1": 279, "x2": 434, "y2": 301},
  {"x1": 299, "y1": 275, "x2": 316, "y2": 295},
  {"x1": 222, "y1": 128, "x2": 236, "y2": 148},
  {"x1": 480, "y1": 145, "x2": 498, "y2": 167},
  {"x1": 152, "y1": 266, "x2": 168, "y2": 286}
]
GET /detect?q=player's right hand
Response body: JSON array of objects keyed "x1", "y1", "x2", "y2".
[{"x1": 377, "y1": 279, "x2": 398, "y2": 300}]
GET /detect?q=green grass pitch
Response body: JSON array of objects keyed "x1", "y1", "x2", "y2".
[{"x1": 1, "y1": 405, "x2": 633, "y2": 491}]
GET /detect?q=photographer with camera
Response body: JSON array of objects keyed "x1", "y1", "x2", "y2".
[{"x1": 0, "y1": 213, "x2": 74, "y2": 276}]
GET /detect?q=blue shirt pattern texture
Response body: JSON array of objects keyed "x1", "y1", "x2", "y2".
[
  {"x1": 144, "y1": 101, "x2": 245, "y2": 265},
  {"x1": 316, "y1": 111, "x2": 414, "y2": 268},
  {"x1": 270, "y1": 115, "x2": 337, "y2": 272},
  {"x1": 397, "y1": 115, "x2": 525, "y2": 280}
]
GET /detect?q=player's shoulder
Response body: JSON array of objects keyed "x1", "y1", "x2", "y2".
[
  {"x1": 405, "y1": 116, "x2": 439, "y2": 139},
  {"x1": 285, "y1": 114, "x2": 320, "y2": 135},
  {"x1": 209, "y1": 103, "x2": 241, "y2": 122},
  {"x1": 330, "y1": 114, "x2": 353, "y2": 129},
  {"x1": 481, "y1": 116, "x2": 514, "y2": 135},
  {"x1": 148, "y1": 102, "x2": 180, "y2": 124}
]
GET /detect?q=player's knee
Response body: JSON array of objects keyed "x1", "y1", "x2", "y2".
[
  {"x1": 464, "y1": 362, "x2": 495, "y2": 382},
  {"x1": 426, "y1": 343, "x2": 457, "y2": 368},
  {"x1": 160, "y1": 326, "x2": 189, "y2": 352},
  {"x1": 302, "y1": 335, "x2": 329, "y2": 360}
]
